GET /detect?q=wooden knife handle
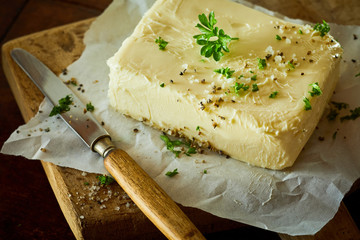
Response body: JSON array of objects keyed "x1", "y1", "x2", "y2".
[{"x1": 104, "y1": 149, "x2": 205, "y2": 240}]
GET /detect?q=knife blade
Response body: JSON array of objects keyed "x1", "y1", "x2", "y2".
[{"x1": 11, "y1": 48, "x2": 205, "y2": 240}]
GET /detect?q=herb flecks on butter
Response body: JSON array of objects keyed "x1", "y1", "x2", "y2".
[
  {"x1": 288, "y1": 61, "x2": 295, "y2": 69},
  {"x1": 232, "y1": 82, "x2": 249, "y2": 95},
  {"x1": 313, "y1": 20, "x2": 330, "y2": 37},
  {"x1": 303, "y1": 97, "x2": 312, "y2": 111},
  {"x1": 257, "y1": 58, "x2": 266, "y2": 69},
  {"x1": 252, "y1": 83, "x2": 259, "y2": 92},
  {"x1": 193, "y1": 11, "x2": 238, "y2": 61},
  {"x1": 269, "y1": 91, "x2": 278, "y2": 98},
  {"x1": 309, "y1": 82, "x2": 322, "y2": 96},
  {"x1": 303, "y1": 83, "x2": 322, "y2": 111},
  {"x1": 49, "y1": 95, "x2": 73, "y2": 117},
  {"x1": 214, "y1": 67, "x2": 235, "y2": 78},
  {"x1": 275, "y1": 35, "x2": 282, "y2": 40},
  {"x1": 155, "y1": 37, "x2": 168, "y2": 50}
]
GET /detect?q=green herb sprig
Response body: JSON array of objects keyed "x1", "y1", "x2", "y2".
[
  {"x1": 313, "y1": 20, "x2": 330, "y2": 37},
  {"x1": 160, "y1": 134, "x2": 196, "y2": 157},
  {"x1": 327, "y1": 101, "x2": 349, "y2": 121},
  {"x1": 257, "y1": 58, "x2": 266, "y2": 69},
  {"x1": 288, "y1": 61, "x2": 295, "y2": 69},
  {"x1": 214, "y1": 67, "x2": 235, "y2": 78},
  {"x1": 86, "y1": 102, "x2": 95, "y2": 112},
  {"x1": 340, "y1": 107, "x2": 360, "y2": 122},
  {"x1": 193, "y1": 11, "x2": 238, "y2": 61},
  {"x1": 49, "y1": 95, "x2": 73, "y2": 117},
  {"x1": 155, "y1": 37, "x2": 168, "y2": 50},
  {"x1": 96, "y1": 175, "x2": 115, "y2": 185},
  {"x1": 269, "y1": 91, "x2": 278, "y2": 98},
  {"x1": 308, "y1": 82, "x2": 322, "y2": 96},
  {"x1": 165, "y1": 168, "x2": 179, "y2": 177},
  {"x1": 232, "y1": 82, "x2": 249, "y2": 95},
  {"x1": 252, "y1": 83, "x2": 259, "y2": 92},
  {"x1": 303, "y1": 97, "x2": 312, "y2": 111}
]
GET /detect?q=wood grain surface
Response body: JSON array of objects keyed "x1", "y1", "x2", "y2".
[{"x1": 1, "y1": 0, "x2": 359, "y2": 239}]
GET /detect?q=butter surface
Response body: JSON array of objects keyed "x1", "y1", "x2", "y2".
[{"x1": 107, "y1": 0, "x2": 342, "y2": 169}]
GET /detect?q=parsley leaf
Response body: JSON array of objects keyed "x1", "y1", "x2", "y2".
[
  {"x1": 269, "y1": 91, "x2": 278, "y2": 98},
  {"x1": 313, "y1": 20, "x2": 330, "y2": 37},
  {"x1": 303, "y1": 97, "x2": 312, "y2": 110},
  {"x1": 257, "y1": 58, "x2": 266, "y2": 69},
  {"x1": 186, "y1": 147, "x2": 197, "y2": 156},
  {"x1": 214, "y1": 67, "x2": 235, "y2": 78},
  {"x1": 86, "y1": 102, "x2": 95, "y2": 112},
  {"x1": 251, "y1": 75, "x2": 257, "y2": 81},
  {"x1": 355, "y1": 73, "x2": 360, "y2": 77},
  {"x1": 327, "y1": 108, "x2": 339, "y2": 121},
  {"x1": 331, "y1": 101, "x2": 349, "y2": 110},
  {"x1": 299, "y1": 29, "x2": 303, "y2": 34},
  {"x1": 160, "y1": 134, "x2": 196, "y2": 157},
  {"x1": 196, "y1": 126, "x2": 200, "y2": 131},
  {"x1": 160, "y1": 83, "x2": 165, "y2": 88},
  {"x1": 193, "y1": 11, "x2": 238, "y2": 61},
  {"x1": 309, "y1": 82, "x2": 322, "y2": 96},
  {"x1": 288, "y1": 61, "x2": 295, "y2": 69},
  {"x1": 165, "y1": 168, "x2": 178, "y2": 177},
  {"x1": 96, "y1": 175, "x2": 115, "y2": 185},
  {"x1": 340, "y1": 107, "x2": 360, "y2": 122},
  {"x1": 232, "y1": 82, "x2": 249, "y2": 95},
  {"x1": 252, "y1": 83, "x2": 259, "y2": 92},
  {"x1": 155, "y1": 37, "x2": 168, "y2": 50},
  {"x1": 276, "y1": 35, "x2": 282, "y2": 40},
  {"x1": 49, "y1": 95, "x2": 73, "y2": 117}
]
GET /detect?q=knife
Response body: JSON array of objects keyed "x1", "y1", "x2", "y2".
[{"x1": 11, "y1": 48, "x2": 205, "y2": 240}]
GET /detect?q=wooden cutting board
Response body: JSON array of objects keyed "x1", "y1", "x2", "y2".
[{"x1": 2, "y1": 10, "x2": 360, "y2": 240}]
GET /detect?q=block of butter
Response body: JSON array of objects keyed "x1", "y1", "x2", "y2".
[{"x1": 107, "y1": 0, "x2": 342, "y2": 169}]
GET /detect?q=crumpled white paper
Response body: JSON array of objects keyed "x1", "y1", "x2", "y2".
[{"x1": 2, "y1": 0, "x2": 360, "y2": 235}]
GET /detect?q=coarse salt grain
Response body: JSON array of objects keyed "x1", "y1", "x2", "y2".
[
  {"x1": 265, "y1": 46, "x2": 274, "y2": 55},
  {"x1": 274, "y1": 55, "x2": 282, "y2": 64}
]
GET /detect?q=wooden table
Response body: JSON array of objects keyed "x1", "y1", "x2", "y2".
[{"x1": 0, "y1": 0, "x2": 359, "y2": 239}]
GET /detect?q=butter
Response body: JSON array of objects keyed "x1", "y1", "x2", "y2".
[{"x1": 107, "y1": 0, "x2": 342, "y2": 169}]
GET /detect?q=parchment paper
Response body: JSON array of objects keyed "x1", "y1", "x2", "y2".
[{"x1": 2, "y1": 0, "x2": 360, "y2": 235}]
